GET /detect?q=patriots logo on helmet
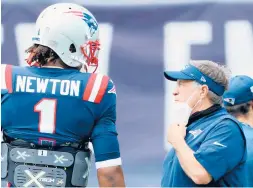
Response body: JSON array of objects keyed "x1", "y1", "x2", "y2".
[
  {"x1": 224, "y1": 98, "x2": 235, "y2": 105},
  {"x1": 83, "y1": 13, "x2": 98, "y2": 36},
  {"x1": 64, "y1": 11, "x2": 98, "y2": 37}
]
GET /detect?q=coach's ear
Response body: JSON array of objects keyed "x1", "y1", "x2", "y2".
[{"x1": 200, "y1": 84, "x2": 209, "y2": 99}]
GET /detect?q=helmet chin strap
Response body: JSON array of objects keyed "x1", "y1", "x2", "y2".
[
  {"x1": 90, "y1": 64, "x2": 98, "y2": 73},
  {"x1": 82, "y1": 64, "x2": 98, "y2": 73}
]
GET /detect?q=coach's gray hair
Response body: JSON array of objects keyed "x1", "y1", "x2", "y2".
[{"x1": 190, "y1": 60, "x2": 231, "y2": 105}]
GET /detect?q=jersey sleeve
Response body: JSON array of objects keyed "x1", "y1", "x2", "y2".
[
  {"x1": 194, "y1": 119, "x2": 246, "y2": 181},
  {"x1": 90, "y1": 78, "x2": 121, "y2": 169}
]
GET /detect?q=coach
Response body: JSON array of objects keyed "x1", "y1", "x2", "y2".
[
  {"x1": 161, "y1": 60, "x2": 247, "y2": 187},
  {"x1": 223, "y1": 75, "x2": 253, "y2": 186}
]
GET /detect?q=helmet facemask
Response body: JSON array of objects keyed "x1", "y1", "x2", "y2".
[{"x1": 80, "y1": 39, "x2": 100, "y2": 73}]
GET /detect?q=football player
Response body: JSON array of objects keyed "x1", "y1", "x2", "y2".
[{"x1": 1, "y1": 3, "x2": 125, "y2": 187}]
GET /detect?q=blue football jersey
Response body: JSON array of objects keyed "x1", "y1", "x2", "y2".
[
  {"x1": 1, "y1": 64, "x2": 120, "y2": 164},
  {"x1": 242, "y1": 124, "x2": 253, "y2": 187}
]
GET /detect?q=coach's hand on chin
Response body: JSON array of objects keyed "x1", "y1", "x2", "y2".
[
  {"x1": 167, "y1": 123, "x2": 186, "y2": 149},
  {"x1": 167, "y1": 122, "x2": 212, "y2": 185}
]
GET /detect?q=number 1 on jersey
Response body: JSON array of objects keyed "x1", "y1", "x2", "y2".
[{"x1": 34, "y1": 99, "x2": 57, "y2": 134}]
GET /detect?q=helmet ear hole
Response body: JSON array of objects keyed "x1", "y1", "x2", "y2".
[{"x1": 69, "y1": 43, "x2": 76, "y2": 53}]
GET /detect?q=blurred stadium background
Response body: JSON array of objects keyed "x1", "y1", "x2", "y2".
[{"x1": 2, "y1": 0, "x2": 253, "y2": 186}]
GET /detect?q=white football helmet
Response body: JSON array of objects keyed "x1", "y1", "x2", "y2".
[{"x1": 28, "y1": 3, "x2": 100, "y2": 72}]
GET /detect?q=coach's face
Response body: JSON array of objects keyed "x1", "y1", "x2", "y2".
[{"x1": 173, "y1": 80, "x2": 200, "y2": 103}]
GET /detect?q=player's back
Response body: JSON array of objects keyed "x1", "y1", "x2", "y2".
[{"x1": 1, "y1": 64, "x2": 110, "y2": 146}]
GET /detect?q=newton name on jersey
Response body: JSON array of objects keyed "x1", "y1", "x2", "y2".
[{"x1": 15, "y1": 75, "x2": 81, "y2": 97}]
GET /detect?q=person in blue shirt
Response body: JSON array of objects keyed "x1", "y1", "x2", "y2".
[
  {"x1": 162, "y1": 60, "x2": 247, "y2": 187},
  {"x1": 1, "y1": 3, "x2": 125, "y2": 187},
  {"x1": 223, "y1": 75, "x2": 253, "y2": 187}
]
